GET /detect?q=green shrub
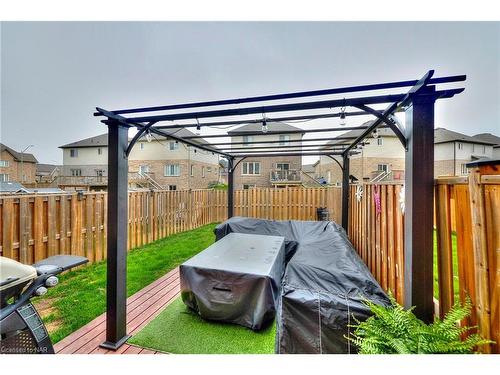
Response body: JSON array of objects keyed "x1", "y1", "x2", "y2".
[
  {"x1": 207, "y1": 181, "x2": 227, "y2": 190},
  {"x1": 348, "y1": 294, "x2": 492, "y2": 354}
]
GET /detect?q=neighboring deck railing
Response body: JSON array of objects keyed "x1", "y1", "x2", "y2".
[
  {"x1": 269, "y1": 169, "x2": 302, "y2": 184},
  {"x1": 52, "y1": 175, "x2": 108, "y2": 186}
]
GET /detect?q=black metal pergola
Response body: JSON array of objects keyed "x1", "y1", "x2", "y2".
[{"x1": 94, "y1": 70, "x2": 465, "y2": 350}]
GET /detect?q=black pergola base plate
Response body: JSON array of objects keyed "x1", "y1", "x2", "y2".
[{"x1": 99, "y1": 335, "x2": 131, "y2": 351}]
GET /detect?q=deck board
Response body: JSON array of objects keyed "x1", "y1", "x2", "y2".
[{"x1": 54, "y1": 267, "x2": 180, "y2": 354}]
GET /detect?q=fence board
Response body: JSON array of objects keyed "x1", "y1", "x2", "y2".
[{"x1": 435, "y1": 184, "x2": 454, "y2": 317}]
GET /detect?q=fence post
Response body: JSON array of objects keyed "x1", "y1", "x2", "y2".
[{"x1": 467, "y1": 161, "x2": 493, "y2": 353}]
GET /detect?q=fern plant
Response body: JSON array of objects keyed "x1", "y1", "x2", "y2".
[{"x1": 348, "y1": 294, "x2": 492, "y2": 354}]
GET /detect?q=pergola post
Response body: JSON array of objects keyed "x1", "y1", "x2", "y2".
[
  {"x1": 100, "y1": 121, "x2": 130, "y2": 350},
  {"x1": 341, "y1": 153, "x2": 350, "y2": 231},
  {"x1": 403, "y1": 86, "x2": 436, "y2": 323},
  {"x1": 227, "y1": 157, "x2": 234, "y2": 219}
]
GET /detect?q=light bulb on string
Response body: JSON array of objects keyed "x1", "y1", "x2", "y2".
[
  {"x1": 372, "y1": 129, "x2": 379, "y2": 139},
  {"x1": 145, "y1": 130, "x2": 152, "y2": 143},
  {"x1": 262, "y1": 114, "x2": 268, "y2": 133},
  {"x1": 339, "y1": 107, "x2": 347, "y2": 126},
  {"x1": 196, "y1": 118, "x2": 201, "y2": 136}
]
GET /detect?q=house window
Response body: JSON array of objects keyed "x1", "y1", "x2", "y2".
[
  {"x1": 190, "y1": 164, "x2": 195, "y2": 176},
  {"x1": 140, "y1": 143, "x2": 145, "y2": 150},
  {"x1": 95, "y1": 169, "x2": 104, "y2": 177},
  {"x1": 164, "y1": 164, "x2": 180, "y2": 177},
  {"x1": 139, "y1": 165, "x2": 149, "y2": 174},
  {"x1": 169, "y1": 185, "x2": 177, "y2": 191},
  {"x1": 202, "y1": 166, "x2": 205, "y2": 178},
  {"x1": 243, "y1": 184, "x2": 255, "y2": 190},
  {"x1": 243, "y1": 135, "x2": 254, "y2": 146},
  {"x1": 70, "y1": 169, "x2": 82, "y2": 177},
  {"x1": 483, "y1": 145, "x2": 486, "y2": 153},
  {"x1": 460, "y1": 163, "x2": 469, "y2": 175},
  {"x1": 169, "y1": 141, "x2": 179, "y2": 150},
  {"x1": 279, "y1": 135, "x2": 290, "y2": 146},
  {"x1": 97, "y1": 148, "x2": 102, "y2": 155},
  {"x1": 458, "y1": 142, "x2": 463, "y2": 150},
  {"x1": 0, "y1": 160, "x2": 9, "y2": 167},
  {"x1": 242, "y1": 162, "x2": 261, "y2": 175},
  {"x1": 0, "y1": 173, "x2": 9, "y2": 182},
  {"x1": 70, "y1": 149, "x2": 78, "y2": 157},
  {"x1": 276, "y1": 163, "x2": 290, "y2": 171},
  {"x1": 377, "y1": 164, "x2": 389, "y2": 173},
  {"x1": 377, "y1": 138, "x2": 383, "y2": 146}
]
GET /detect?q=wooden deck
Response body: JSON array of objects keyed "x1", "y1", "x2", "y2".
[{"x1": 54, "y1": 267, "x2": 180, "y2": 354}]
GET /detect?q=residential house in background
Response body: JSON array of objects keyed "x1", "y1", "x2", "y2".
[
  {"x1": 35, "y1": 164, "x2": 61, "y2": 183},
  {"x1": 472, "y1": 133, "x2": 500, "y2": 159},
  {"x1": 228, "y1": 122, "x2": 304, "y2": 189},
  {"x1": 316, "y1": 123, "x2": 405, "y2": 186},
  {"x1": 434, "y1": 128, "x2": 495, "y2": 176},
  {"x1": 59, "y1": 129, "x2": 220, "y2": 190},
  {"x1": 128, "y1": 128, "x2": 220, "y2": 190},
  {"x1": 301, "y1": 162, "x2": 323, "y2": 186},
  {"x1": 0, "y1": 143, "x2": 38, "y2": 184},
  {"x1": 314, "y1": 125, "x2": 498, "y2": 185}
]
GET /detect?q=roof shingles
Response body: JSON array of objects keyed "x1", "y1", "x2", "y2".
[{"x1": 0, "y1": 143, "x2": 38, "y2": 163}]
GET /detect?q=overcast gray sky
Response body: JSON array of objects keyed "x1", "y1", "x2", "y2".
[{"x1": 1, "y1": 22, "x2": 499, "y2": 164}]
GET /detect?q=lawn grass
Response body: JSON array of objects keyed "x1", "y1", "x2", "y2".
[
  {"x1": 433, "y1": 230, "x2": 459, "y2": 301},
  {"x1": 34, "y1": 223, "x2": 218, "y2": 344},
  {"x1": 129, "y1": 297, "x2": 276, "y2": 354}
]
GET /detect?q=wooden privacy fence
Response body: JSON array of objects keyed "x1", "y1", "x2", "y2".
[
  {"x1": 0, "y1": 189, "x2": 227, "y2": 265},
  {"x1": 348, "y1": 172, "x2": 499, "y2": 353},
  {"x1": 0, "y1": 186, "x2": 341, "y2": 265},
  {"x1": 234, "y1": 187, "x2": 341, "y2": 223},
  {"x1": 348, "y1": 183, "x2": 405, "y2": 304}
]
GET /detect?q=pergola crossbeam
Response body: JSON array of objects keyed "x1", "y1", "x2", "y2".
[
  {"x1": 120, "y1": 89, "x2": 463, "y2": 124},
  {"x1": 95, "y1": 74, "x2": 465, "y2": 117}
]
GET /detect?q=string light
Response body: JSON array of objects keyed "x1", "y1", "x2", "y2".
[
  {"x1": 196, "y1": 118, "x2": 201, "y2": 135},
  {"x1": 145, "y1": 130, "x2": 152, "y2": 143},
  {"x1": 262, "y1": 114, "x2": 268, "y2": 133},
  {"x1": 339, "y1": 106, "x2": 346, "y2": 126},
  {"x1": 372, "y1": 129, "x2": 379, "y2": 139}
]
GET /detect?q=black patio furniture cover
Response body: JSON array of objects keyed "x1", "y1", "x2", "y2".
[
  {"x1": 180, "y1": 232, "x2": 285, "y2": 330},
  {"x1": 215, "y1": 217, "x2": 390, "y2": 354}
]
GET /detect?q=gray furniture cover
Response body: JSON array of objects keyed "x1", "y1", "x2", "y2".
[
  {"x1": 180, "y1": 232, "x2": 285, "y2": 330},
  {"x1": 215, "y1": 217, "x2": 391, "y2": 354}
]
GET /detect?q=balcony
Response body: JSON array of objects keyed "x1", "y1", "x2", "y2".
[
  {"x1": 270, "y1": 169, "x2": 302, "y2": 186},
  {"x1": 53, "y1": 175, "x2": 108, "y2": 187}
]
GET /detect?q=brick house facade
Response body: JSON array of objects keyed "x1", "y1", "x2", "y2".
[
  {"x1": 228, "y1": 122, "x2": 304, "y2": 190},
  {"x1": 317, "y1": 126, "x2": 405, "y2": 185},
  {"x1": 0, "y1": 143, "x2": 38, "y2": 184},
  {"x1": 59, "y1": 129, "x2": 221, "y2": 190},
  {"x1": 315, "y1": 126, "x2": 498, "y2": 184}
]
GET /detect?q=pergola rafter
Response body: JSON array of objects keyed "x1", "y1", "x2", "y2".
[{"x1": 95, "y1": 70, "x2": 466, "y2": 351}]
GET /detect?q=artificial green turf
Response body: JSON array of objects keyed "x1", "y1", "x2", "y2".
[
  {"x1": 35, "y1": 223, "x2": 218, "y2": 344},
  {"x1": 129, "y1": 297, "x2": 276, "y2": 354}
]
